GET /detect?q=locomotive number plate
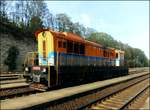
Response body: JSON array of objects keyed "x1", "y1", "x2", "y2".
[{"x1": 32, "y1": 66, "x2": 41, "y2": 70}]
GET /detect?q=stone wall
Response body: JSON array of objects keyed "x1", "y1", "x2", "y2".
[{"x1": 0, "y1": 33, "x2": 37, "y2": 72}]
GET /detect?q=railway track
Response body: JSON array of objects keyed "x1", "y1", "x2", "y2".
[
  {"x1": 46, "y1": 73, "x2": 149, "y2": 110},
  {"x1": 0, "y1": 79, "x2": 26, "y2": 84},
  {"x1": 0, "y1": 76, "x2": 20, "y2": 81},
  {"x1": 0, "y1": 72, "x2": 36, "y2": 100},
  {"x1": 128, "y1": 67, "x2": 148, "y2": 74},
  {"x1": 0, "y1": 86, "x2": 39, "y2": 100},
  {"x1": 0, "y1": 73, "x2": 23, "y2": 82},
  {"x1": 1, "y1": 71, "x2": 149, "y2": 110},
  {"x1": 86, "y1": 78, "x2": 149, "y2": 110},
  {"x1": 0, "y1": 82, "x2": 45, "y2": 100}
]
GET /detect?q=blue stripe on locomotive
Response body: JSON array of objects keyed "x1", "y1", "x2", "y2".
[{"x1": 38, "y1": 51, "x2": 115, "y2": 66}]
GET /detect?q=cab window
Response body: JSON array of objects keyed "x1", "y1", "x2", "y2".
[
  {"x1": 58, "y1": 41, "x2": 62, "y2": 48},
  {"x1": 63, "y1": 41, "x2": 66, "y2": 48}
]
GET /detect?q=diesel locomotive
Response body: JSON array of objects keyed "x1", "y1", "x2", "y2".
[{"x1": 24, "y1": 29, "x2": 128, "y2": 88}]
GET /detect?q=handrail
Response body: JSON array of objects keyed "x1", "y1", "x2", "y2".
[{"x1": 24, "y1": 52, "x2": 39, "y2": 66}]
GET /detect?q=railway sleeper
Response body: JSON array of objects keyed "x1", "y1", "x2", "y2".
[
  {"x1": 100, "y1": 101, "x2": 122, "y2": 108},
  {"x1": 103, "y1": 100, "x2": 124, "y2": 105},
  {"x1": 95, "y1": 104, "x2": 118, "y2": 110}
]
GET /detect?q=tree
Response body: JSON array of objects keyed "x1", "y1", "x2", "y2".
[
  {"x1": 0, "y1": 0, "x2": 9, "y2": 22},
  {"x1": 29, "y1": 16, "x2": 43, "y2": 34},
  {"x1": 86, "y1": 32, "x2": 148, "y2": 67},
  {"x1": 4, "y1": 46, "x2": 19, "y2": 71},
  {"x1": 12, "y1": 0, "x2": 47, "y2": 28},
  {"x1": 2, "y1": 0, "x2": 148, "y2": 68},
  {"x1": 56, "y1": 13, "x2": 73, "y2": 32},
  {"x1": 43, "y1": 10, "x2": 54, "y2": 29},
  {"x1": 86, "y1": 32, "x2": 116, "y2": 47},
  {"x1": 84, "y1": 27, "x2": 96, "y2": 37},
  {"x1": 72, "y1": 22, "x2": 82, "y2": 36}
]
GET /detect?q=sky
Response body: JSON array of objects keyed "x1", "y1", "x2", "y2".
[{"x1": 46, "y1": 1, "x2": 149, "y2": 59}]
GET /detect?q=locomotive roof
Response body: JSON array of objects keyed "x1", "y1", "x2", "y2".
[
  {"x1": 85, "y1": 40, "x2": 102, "y2": 47},
  {"x1": 51, "y1": 31, "x2": 85, "y2": 43},
  {"x1": 35, "y1": 29, "x2": 109, "y2": 49},
  {"x1": 35, "y1": 29, "x2": 84, "y2": 42}
]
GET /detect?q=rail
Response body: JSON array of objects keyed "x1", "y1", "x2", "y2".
[
  {"x1": 84, "y1": 78, "x2": 149, "y2": 110},
  {"x1": 119, "y1": 85, "x2": 149, "y2": 110}
]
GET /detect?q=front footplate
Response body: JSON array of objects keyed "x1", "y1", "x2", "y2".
[{"x1": 30, "y1": 83, "x2": 48, "y2": 91}]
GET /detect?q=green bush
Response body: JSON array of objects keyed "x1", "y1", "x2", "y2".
[{"x1": 4, "y1": 46, "x2": 19, "y2": 71}]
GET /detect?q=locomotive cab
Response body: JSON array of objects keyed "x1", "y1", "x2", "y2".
[
  {"x1": 24, "y1": 29, "x2": 57, "y2": 88},
  {"x1": 115, "y1": 50, "x2": 124, "y2": 66}
]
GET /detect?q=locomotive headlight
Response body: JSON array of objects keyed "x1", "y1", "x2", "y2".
[
  {"x1": 25, "y1": 67, "x2": 28, "y2": 71},
  {"x1": 42, "y1": 68, "x2": 46, "y2": 72}
]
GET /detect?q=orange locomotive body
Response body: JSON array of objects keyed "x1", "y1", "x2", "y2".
[{"x1": 24, "y1": 29, "x2": 128, "y2": 88}]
